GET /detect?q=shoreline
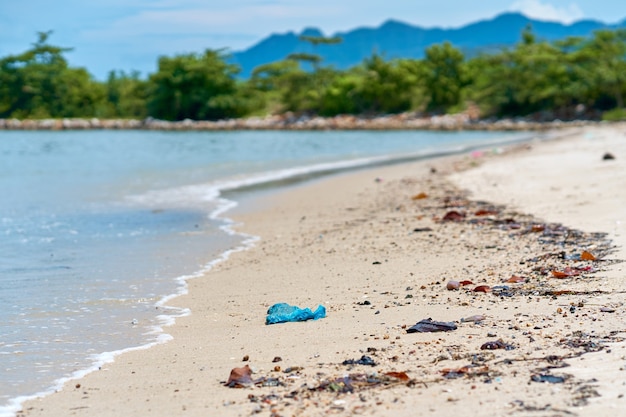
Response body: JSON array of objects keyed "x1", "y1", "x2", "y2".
[
  {"x1": 0, "y1": 128, "x2": 535, "y2": 416},
  {"x1": 0, "y1": 114, "x2": 608, "y2": 132},
  {"x1": 17, "y1": 124, "x2": 626, "y2": 416}
]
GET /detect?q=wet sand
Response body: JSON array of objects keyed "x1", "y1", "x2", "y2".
[{"x1": 19, "y1": 123, "x2": 626, "y2": 417}]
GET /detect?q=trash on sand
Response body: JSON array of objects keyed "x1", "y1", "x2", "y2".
[
  {"x1": 600, "y1": 307, "x2": 616, "y2": 313},
  {"x1": 447, "y1": 280, "x2": 460, "y2": 290},
  {"x1": 342, "y1": 355, "x2": 377, "y2": 366},
  {"x1": 407, "y1": 318, "x2": 457, "y2": 333},
  {"x1": 461, "y1": 314, "x2": 486, "y2": 323},
  {"x1": 530, "y1": 374, "x2": 566, "y2": 384},
  {"x1": 480, "y1": 339, "x2": 515, "y2": 350},
  {"x1": 225, "y1": 365, "x2": 253, "y2": 388},
  {"x1": 265, "y1": 303, "x2": 326, "y2": 325}
]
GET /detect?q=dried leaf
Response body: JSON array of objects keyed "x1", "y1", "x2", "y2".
[
  {"x1": 460, "y1": 280, "x2": 474, "y2": 286},
  {"x1": 531, "y1": 224, "x2": 546, "y2": 232},
  {"x1": 474, "y1": 209, "x2": 498, "y2": 216},
  {"x1": 551, "y1": 267, "x2": 582, "y2": 279},
  {"x1": 505, "y1": 275, "x2": 526, "y2": 283},
  {"x1": 412, "y1": 192, "x2": 428, "y2": 200},
  {"x1": 442, "y1": 211, "x2": 465, "y2": 221},
  {"x1": 441, "y1": 365, "x2": 489, "y2": 379},
  {"x1": 581, "y1": 251, "x2": 597, "y2": 261},
  {"x1": 473, "y1": 285, "x2": 491, "y2": 293},
  {"x1": 385, "y1": 371, "x2": 410, "y2": 381}
]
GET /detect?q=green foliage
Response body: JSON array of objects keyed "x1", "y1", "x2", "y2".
[
  {"x1": 102, "y1": 70, "x2": 149, "y2": 118},
  {"x1": 147, "y1": 50, "x2": 241, "y2": 120},
  {"x1": 0, "y1": 31, "x2": 105, "y2": 118},
  {"x1": 602, "y1": 108, "x2": 626, "y2": 121},
  {"x1": 2, "y1": 27, "x2": 626, "y2": 122},
  {"x1": 422, "y1": 42, "x2": 466, "y2": 112}
]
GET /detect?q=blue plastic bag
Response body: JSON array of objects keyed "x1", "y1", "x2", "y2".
[{"x1": 265, "y1": 303, "x2": 326, "y2": 325}]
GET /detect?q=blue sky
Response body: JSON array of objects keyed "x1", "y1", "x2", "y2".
[{"x1": 0, "y1": 0, "x2": 624, "y2": 80}]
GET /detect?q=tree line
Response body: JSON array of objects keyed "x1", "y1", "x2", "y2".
[{"x1": 1, "y1": 27, "x2": 625, "y2": 122}]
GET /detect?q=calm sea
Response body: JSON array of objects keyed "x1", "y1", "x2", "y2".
[{"x1": 0, "y1": 129, "x2": 532, "y2": 415}]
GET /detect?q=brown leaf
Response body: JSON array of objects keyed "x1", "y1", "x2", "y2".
[
  {"x1": 551, "y1": 267, "x2": 581, "y2": 279},
  {"x1": 473, "y1": 285, "x2": 491, "y2": 293},
  {"x1": 505, "y1": 275, "x2": 526, "y2": 283},
  {"x1": 531, "y1": 224, "x2": 546, "y2": 232},
  {"x1": 385, "y1": 371, "x2": 410, "y2": 381},
  {"x1": 412, "y1": 192, "x2": 428, "y2": 200},
  {"x1": 474, "y1": 209, "x2": 498, "y2": 216},
  {"x1": 442, "y1": 211, "x2": 465, "y2": 221},
  {"x1": 225, "y1": 365, "x2": 253, "y2": 388},
  {"x1": 460, "y1": 280, "x2": 474, "y2": 286},
  {"x1": 581, "y1": 251, "x2": 597, "y2": 261}
]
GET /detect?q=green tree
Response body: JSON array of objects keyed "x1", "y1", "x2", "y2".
[
  {"x1": 0, "y1": 31, "x2": 104, "y2": 118},
  {"x1": 102, "y1": 70, "x2": 149, "y2": 118},
  {"x1": 422, "y1": 42, "x2": 466, "y2": 112},
  {"x1": 147, "y1": 50, "x2": 241, "y2": 121}
]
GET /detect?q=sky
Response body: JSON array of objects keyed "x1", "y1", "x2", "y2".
[{"x1": 0, "y1": 0, "x2": 624, "y2": 80}]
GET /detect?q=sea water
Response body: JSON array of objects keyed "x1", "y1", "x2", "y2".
[{"x1": 0, "y1": 129, "x2": 532, "y2": 415}]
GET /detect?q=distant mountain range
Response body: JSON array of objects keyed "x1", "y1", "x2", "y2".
[{"x1": 230, "y1": 12, "x2": 626, "y2": 78}]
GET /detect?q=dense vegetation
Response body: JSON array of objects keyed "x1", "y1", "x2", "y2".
[{"x1": 1, "y1": 28, "x2": 626, "y2": 122}]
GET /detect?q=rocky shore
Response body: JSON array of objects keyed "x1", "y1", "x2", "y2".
[{"x1": 0, "y1": 112, "x2": 603, "y2": 131}]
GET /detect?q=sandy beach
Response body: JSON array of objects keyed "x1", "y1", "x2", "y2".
[{"x1": 18, "y1": 123, "x2": 626, "y2": 417}]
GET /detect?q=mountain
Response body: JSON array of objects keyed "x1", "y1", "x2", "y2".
[{"x1": 230, "y1": 12, "x2": 626, "y2": 78}]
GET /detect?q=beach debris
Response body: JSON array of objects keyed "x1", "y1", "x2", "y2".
[
  {"x1": 473, "y1": 285, "x2": 491, "y2": 293},
  {"x1": 413, "y1": 227, "x2": 433, "y2": 232},
  {"x1": 446, "y1": 280, "x2": 461, "y2": 290},
  {"x1": 265, "y1": 303, "x2": 326, "y2": 325},
  {"x1": 242, "y1": 355, "x2": 249, "y2": 362},
  {"x1": 225, "y1": 365, "x2": 253, "y2": 388},
  {"x1": 581, "y1": 251, "x2": 597, "y2": 261},
  {"x1": 505, "y1": 275, "x2": 526, "y2": 283},
  {"x1": 407, "y1": 318, "x2": 457, "y2": 333},
  {"x1": 460, "y1": 280, "x2": 474, "y2": 286},
  {"x1": 385, "y1": 371, "x2": 410, "y2": 381},
  {"x1": 480, "y1": 339, "x2": 515, "y2": 350},
  {"x1": 602, "y1": 152, "x2": 616, "y2": 160},
  {"x1": 475, "y1": 209, "x2": 499, "y2": 216},
  {"x1": 530, "y1": 374, "x2": 566, "y2": 384},
  {"x1": 440, "y1": 365, "x2": 490, "y2": 379},
  {"x1": 342, "y1": 355, "x2": 377, "y2": 367},
  {"x1": 551, "y1": 267, "x2": 584, "y2": 279},
  {"x1": 600, "y1": 307, "x2": 616, "y2": 313},
  {"x1": 272, "y1": 356, "x2": 282, "y2": 362},
  {"x1": 412, "y1": 192, "x2": 428, "y2": 200},
  {"x1": 442, "y1": 210, "x2": 465, "y2": 221},
  {"x1": 461, "y1": 314, "x2": 486, "y2": 323}
]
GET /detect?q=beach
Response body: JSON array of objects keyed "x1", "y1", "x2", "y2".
[{"x1": 18, "y1": 123, "x2": 626, "y2": 417}]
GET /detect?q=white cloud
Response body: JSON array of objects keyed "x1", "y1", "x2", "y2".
[{"x1": 509, "y1": 0, "x2": 584, "y2": 23}]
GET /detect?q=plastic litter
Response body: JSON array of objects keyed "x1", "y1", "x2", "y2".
[
  {"x1": 265, "y1": 303, "x2": 326, "y2": 325},
  {"x1": 342, "y1": 355, "x2": 377, "y2": 366},
  {"x1": 406, "y1": 318, "x2": 457, "y2": 333}
]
